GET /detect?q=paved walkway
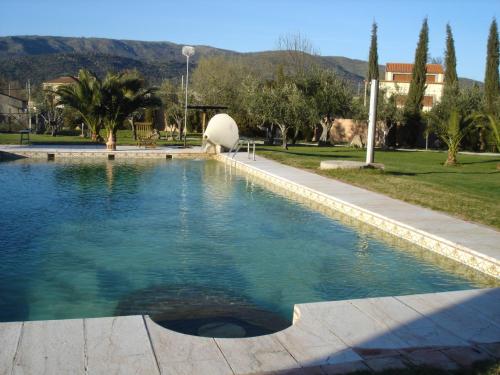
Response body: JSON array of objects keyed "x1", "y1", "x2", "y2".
[
  {"x1": 1, "y1": 288, "x2": 499, "y2": 374},
  {"x1": 220, "y1": 153, "x2": 500, "y2": 278}
]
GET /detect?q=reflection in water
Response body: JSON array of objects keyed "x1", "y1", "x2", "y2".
[{"x1": 106, "y1": 162, "x2": 114, "y2": 191}]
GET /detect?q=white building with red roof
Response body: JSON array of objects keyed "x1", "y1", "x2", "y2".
[
  {"x1": 42, "y1": 76, "x2": 78, "y2": 92},
  {"x1": 379, "y1": 63, "x2": 444, "y2": 111}
]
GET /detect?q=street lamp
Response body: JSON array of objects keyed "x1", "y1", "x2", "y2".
[{"x1": 182, "y1": 46, "x2": 195, "y2": 148}]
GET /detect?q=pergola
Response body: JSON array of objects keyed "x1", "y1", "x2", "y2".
[{"x1": 187, "y1": 105, "x2": 228, "y2": 134}]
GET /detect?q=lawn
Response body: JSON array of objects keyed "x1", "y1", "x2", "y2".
[{"x1": 257, "y1": 145, "x2": 500, "y2": 229}]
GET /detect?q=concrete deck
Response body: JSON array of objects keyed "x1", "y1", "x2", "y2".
[
  {"x1": 1, "y1": 288, "x2": 499, "y2": 374},
  {"x1": 0, "y1": 145, "x2": 208, "y2": 160},
  {"x1": 218, "y1": 153, "x2": 500, "y2": 278}
]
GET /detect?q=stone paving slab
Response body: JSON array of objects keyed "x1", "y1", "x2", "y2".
[
  {"x1": 145, "y1": 316, "x2": 233, "y2": 375},
  {"x1": 0, "y1": 322, "x2": 22, "y2": 375},
  {"x1": 215, "y1": 334, "x2": 301, "y2": 374},
  {"x1": 12, "y1": 319, "x2": 85, "y2": 375},
  {"x1": 349, "y1": 296, "x2": 467, "y2": 348},
  {"x1": 85, "y1": 316, "x2": 159, "y2": 375},
  {"x1": 396, "y1": 291, "x2": 500, "y2": 343}
]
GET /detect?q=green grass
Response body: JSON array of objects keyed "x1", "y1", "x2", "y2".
[
  {"x1": 0, "y1": 130, "x2": 202, "y2": 146},
  {"x1": 257, "y1": 145, "x2": 500, "y2": 229}
]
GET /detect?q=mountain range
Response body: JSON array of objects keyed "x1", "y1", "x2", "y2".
[{"x1": 0, "y1": 35, "x2": 479, "y2": 91}]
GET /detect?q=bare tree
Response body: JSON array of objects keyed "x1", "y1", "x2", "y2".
[
  {"x1": 276, "y1": 33, "x2": 319, "y2": 76},
  {"x1": 39, "y1": 91, "x2": 63, "y2": 136}
]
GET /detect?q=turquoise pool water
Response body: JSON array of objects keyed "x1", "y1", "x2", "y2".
[{"x1": 0, "y1": 159, "x2": 497, "y2": 336}]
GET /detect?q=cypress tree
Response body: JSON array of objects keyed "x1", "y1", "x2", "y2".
[
  {"x1": 367, "y1": 22, "x2": 379, "y2": 81},
  {"x1": 444, "y1": 23, "x2": 458, "y2": 92},
  {"x1": 402, "y1": 18, "x2": 429, "y2": 146},
  {"x1": 484, "y1": 18, "x2": 499, "y2": 114},
  {"x1": 406, "y1": 18, "x2": 429, "y2": 114}
]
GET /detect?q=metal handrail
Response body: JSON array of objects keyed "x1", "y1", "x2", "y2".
[{"x1": 230, "y1": 139, "x2": 256, "y2": 160}]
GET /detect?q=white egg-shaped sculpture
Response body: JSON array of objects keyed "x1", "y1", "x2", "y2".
[{"x1": 204, "y1": 114, "x2": 239, "y2": 150}]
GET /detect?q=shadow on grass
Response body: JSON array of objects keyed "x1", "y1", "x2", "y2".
[
  {"x1": 387, "y1": 170, "x2": 499, "y2": 177},
  {"x1": 259, "y1": 148, "x2": 358, "y2": 160},
  {"x1": 458, "y1": 159, "x2": 500, "y2": 166}
]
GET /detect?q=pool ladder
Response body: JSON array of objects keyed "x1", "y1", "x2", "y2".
[{"x1": 229, "y1": 139, "x2": 256, "y2": 160}]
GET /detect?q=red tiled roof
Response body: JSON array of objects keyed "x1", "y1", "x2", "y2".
[
  {"x1": 386, "y1": 63, "x2": 444, "y2": 74},
  {"x1": 44, "y1": 76, "x2": 78, "y2": 84}
]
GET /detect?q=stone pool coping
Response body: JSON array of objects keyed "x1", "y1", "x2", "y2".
[
  {"x1": 0, "y1": 144, "x2": 210, "y2": 160},
  {"x1": 216, "y1": 153, "x2": 500, "y2": 279},
  {"x1": 1, "y1": 288, "x2": 499, "y2": 374}
]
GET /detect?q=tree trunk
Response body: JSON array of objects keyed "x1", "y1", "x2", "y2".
[
  {"x1": 444, "y1": 149, "x2": 457, "y2": 166},
  {"x1": 280, "y1": 126, "x2": 288, "y2": 149},
  {"x1": 311, "y1": 124, "x2": 318, "y2": 142},
  {"x1": 318, "y1": 118, "x2": 332, "y2": 145},
  {"x1": 106, "y1": 132, "x2": 116, "y2": 151},
  {"x1": 131, "y1": 118, "x2": 137, "y2": 141},
  {"x1": 291, "y1": 127, "x2": 300, "y2": 145}
]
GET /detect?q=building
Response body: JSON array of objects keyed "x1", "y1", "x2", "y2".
[
  {"x1": 0, "y1": 92, "x2": 28, "y2": 125},
  {"x1": 379, "y1": 63, "x2": 444, "y2": 111},
  {"x1": 42, "y1": 75, "x2": 78, "y2": 92}
]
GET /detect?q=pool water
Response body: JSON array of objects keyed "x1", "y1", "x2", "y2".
[{"x1": 0, "y1": 159, "x2": 497, "y2": 337}]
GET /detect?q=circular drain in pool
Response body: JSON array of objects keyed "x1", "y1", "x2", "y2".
[{"x1": 114, "y1": 284, "x2": 290, "y2": 338}]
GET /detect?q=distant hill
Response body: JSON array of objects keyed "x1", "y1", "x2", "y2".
[{"x1": 0, "y1": 35, "x2": 481, "y2": 89}]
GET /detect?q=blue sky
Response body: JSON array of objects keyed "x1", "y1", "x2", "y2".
[{"x1": 1, "y1": 0, "x2": 498, "y2": 81}]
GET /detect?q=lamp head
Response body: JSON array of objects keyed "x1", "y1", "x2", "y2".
[{"x1": 182, "y1": 46, "x2": 195, "y2": 57}]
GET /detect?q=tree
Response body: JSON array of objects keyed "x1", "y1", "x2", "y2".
[
  {"x1": 39, "y1": 90, "x2": 63, "y2": 136},
  {"x1": 378, "y1": 94, "x2": 403, "y2": 149},
  {"x1": 403, "y1": 18, "x2": 429, "y2": 146},
  {"x1": 433, "y1": 110, "x2": 475, "y2": 166},
  {"x1": 367, "y1": 22, "x2": 379, "y2": 82},
  {"x1": 57, "y1": 69, "x2": 103, "y2": 141},
  {"x1": 276, "y1": 33, "x2": 319, "y2": 77},
  {"x1": 443, "y1": 24, "x2": 459, "y2": 98},
  {"x1": 478, "y1": 113, "x2": 500, "y2": 151},
  {"x1": 305, "y1": 69, "x2": 352, "y2": 145},
  {"x1": 192, "y1": 56, "x2": 255, "y2": 132},
  {"x1": 158, "y1": 80, "x2": 185, "y2": 140},
  {"x1": 100, "y1": 71, "x2": 161, "y2": 150},
  {"x1": 484, "y1": 18, "x2": 500, "y2": 115},
  {"x1": 250, "y1": 80, "x2": 310, "y2": 149},
  {"x1": 429, "y1": 87, "x2": 481, "y2": 165}
]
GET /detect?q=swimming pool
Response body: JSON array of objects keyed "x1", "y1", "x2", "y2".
[{"x1": 0, "y1": 159, "x2": 497, "y2": 337}]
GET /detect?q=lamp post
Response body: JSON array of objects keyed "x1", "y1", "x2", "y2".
[{"x1": 182, "y1": 46, "x2": 195, "y2": 148}]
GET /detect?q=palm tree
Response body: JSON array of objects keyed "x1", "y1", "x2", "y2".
[
  {"x1": 432, "y1": 110, "x2": 475, "y2": 166},
  {"x1": 57, "y1": 69, "x2": 103, "y2": 141},
  {"x1": 100, "y1": 71, "x2": 161, "y2": 150},
  {"x1": 475, "y1": 112, "x2": 500, "y2": 154}
]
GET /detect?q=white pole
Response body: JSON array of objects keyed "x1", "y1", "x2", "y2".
[
  {"x1": 28, "y1": 80, "x2": 32, "y2": 132},
  {"x1": 363, "y1": 80, "x2": 368, "y2": 107},
  {"x1": 183, "y1": 57, "x2": 189, "y2": 148},
  {"x1": 366, "y1": 79, "x2": 378, "y2": 165}
]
